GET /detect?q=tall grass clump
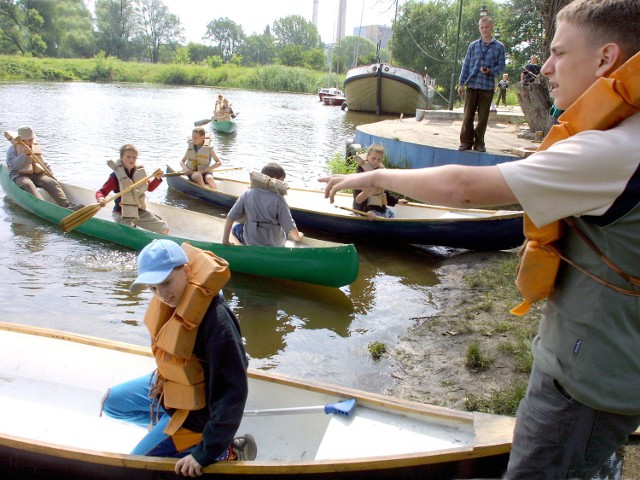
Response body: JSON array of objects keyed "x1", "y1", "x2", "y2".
[{"x1": 247, "y1": 65, "x2": 318, "y2": 93}]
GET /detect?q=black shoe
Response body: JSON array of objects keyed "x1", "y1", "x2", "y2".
[
  {"x1": 458, "y1": 145, "x2": 472, "y2": 151},
  {"x1": 473, "y1": 145, "x2": 486, "y2": 152},
  {"x1": 67, "y1": 203, "x2": 85, "y2": 211},
  {"x1": 231, "y1": 433, "x2": 257, "y2": 461}
]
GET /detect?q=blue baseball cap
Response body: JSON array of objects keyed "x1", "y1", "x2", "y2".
[{"x1": 130, "y1": 239, "x2": 188, "y2": 293}]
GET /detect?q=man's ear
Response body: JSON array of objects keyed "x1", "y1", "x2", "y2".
[{"x1": 596, "y1": 43, "x2": 622, "y2": 77}]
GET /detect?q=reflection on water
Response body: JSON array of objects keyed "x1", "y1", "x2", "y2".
[{"x1": 0, "y1": 82, "x2": 448, "y2": 394}]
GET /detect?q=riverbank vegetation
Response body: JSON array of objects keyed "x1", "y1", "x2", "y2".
[
  {"x1": 0, "y1": 0, "x2": 566, "y2": 102},
  {"x1": 0, "y1": 54, "x2": 334, "y2": 94}
]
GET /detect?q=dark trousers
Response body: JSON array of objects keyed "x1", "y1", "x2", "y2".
[
  {"x1": 459, "y1": 88, "x2": 494, "y2": 148},
  {"x1": 495, "y1": 88, "x2": 507, "y2": 106}
]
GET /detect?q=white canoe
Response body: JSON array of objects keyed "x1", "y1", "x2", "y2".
[{"x1": 0, "y1": 322, "x2": 515, "y2": 479}]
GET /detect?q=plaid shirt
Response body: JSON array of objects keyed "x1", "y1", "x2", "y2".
[{"x1": 459, "y1": 37, "x2": 506, "y2": 91}]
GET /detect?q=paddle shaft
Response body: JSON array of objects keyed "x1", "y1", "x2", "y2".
[
  {"x1": 243, "y1": 405, "x2": 326, "y2": 416},
  {"x1": 165, "y1": 166, "x2": 242, "y2": 177},
  {"x1": 3, "y1": 131, "x2": 55, "y2": 179},
  {"x1": 335, "y1": 205, "x2": 369, "y2": 217}
]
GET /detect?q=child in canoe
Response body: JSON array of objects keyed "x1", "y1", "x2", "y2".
[
  {"x1": 95, "y1": 143, "x2": 168, "y2": 234},
  {"x1": 179, "y1": 127, "x2": 222, "y2": 190},
  {"x1": 222, "y1": 162, "x2": 303, "y2": 246},
  {"x1": 353, "y1": 144, "x2": 407, "y2": 221}
]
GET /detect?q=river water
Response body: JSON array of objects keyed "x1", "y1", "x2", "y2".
[{"x1": 0, "y1": 82, "x2": 452, "y2": 393}]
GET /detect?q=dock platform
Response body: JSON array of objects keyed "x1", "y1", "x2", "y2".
[{"x1": 354, "y1": 107, "x2": 539, "y2": 169}]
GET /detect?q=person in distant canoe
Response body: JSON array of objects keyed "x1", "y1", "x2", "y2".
[
  {"x1": 222, "y1": 162, "x2": 303, "y2": 246},
  {"x1": 353, "y1": 144, "x2": 407, "y2": 221},
  {"x1": 95, "y1": 143, "x2": 169, "y2": 234},
  {"x1": 5, "y1": 125, "x2": 82, "y2": 210},
  {"x1": 179, "y1": 127, "x2": 222, "y2": 190},
  {"x1": 101, "y1": 239, "x2": 256, "y2": 476},
  {"x1": 214, "y1": 94, "x2": 235, "y2": 121}
]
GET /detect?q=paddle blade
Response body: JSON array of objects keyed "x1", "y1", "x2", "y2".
[
  {"x1": 60, "y1": 204, "x2": 102, "y2": 233},
  {"x1": 194, "y1": 118, "x2": 212, "y2": 126},
  {"x1": 324, "y1": 399, "x2": 357, "y2": 417}
]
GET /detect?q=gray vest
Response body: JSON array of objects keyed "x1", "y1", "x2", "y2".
[{"x1": 533, "y1": 205, "x2": 640, "y2": 415}]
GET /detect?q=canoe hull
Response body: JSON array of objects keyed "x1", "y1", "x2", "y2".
[
  {"x1": 344, "y1": 63, "x2": 428, "y2": 115},
  {"x1": 0, "y1": 323, "x2": 513, "y2": 479},
  {"x1": 0, "y1": 166, "x2": 358, "y2": 287},
  {"x1": 212, "y1": 120, "x2": 237, "y2": 133},
  {"x1": 166, "y1": 169, "x2": 523, "y2": 251}
]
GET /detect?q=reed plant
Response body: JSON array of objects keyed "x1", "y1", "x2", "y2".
[{"x1": 0, "y1": 54, "x2": 339, "y2": 95}]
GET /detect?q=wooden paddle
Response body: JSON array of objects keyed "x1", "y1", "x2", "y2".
[
  {"x1": 3, "y1": 131, "x2": 55, "y2": 179},
  {"x1": 335, "y1": 205, "x2": 369, "y2": 217},
  {"x1": 60, "y1": 168, "x2": 162, "y2": 233},
  {"x1": 194, "y1": 118, "x2": 212, "y2": 127},
  {"x1": 164, "y1": 166, "x2": 242, "y2": 177}
]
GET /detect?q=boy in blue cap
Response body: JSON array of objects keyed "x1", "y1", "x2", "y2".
[{"x1": 101, "y1": 239, "x2": 255, "y2": 476}]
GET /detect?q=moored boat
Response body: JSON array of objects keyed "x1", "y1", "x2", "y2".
[
  {"x1": 0, "y1": 322, "x2": 515, "y2": 479},
  {"x1": 0, "y1": 165, "x2": 358, "y2": 288},
  {"x1": 165, "y1": 167, "x2": 524, "y2": 251},
  {"x1": 323, "y1": 95, "x2": 347, "y2": 106},
  {"x1": 317, "y1": 87, "x2": 344, "y2": 102},
  {"x1": 344, "y1": 62, "x2": 428, "y2": 115}
]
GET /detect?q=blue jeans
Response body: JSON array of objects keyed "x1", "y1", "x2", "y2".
[
  {"x1": 102, "y1": 372, "x2": 227, "y2": 459},
  {"x1": 232, "y1": 223, "x2": 246, "y2": 244},
  {"x1": 505, "y1": 363, "x2": 640, "y2": 479}
]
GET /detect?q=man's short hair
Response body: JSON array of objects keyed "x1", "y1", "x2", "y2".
[
  {"x1": 558, "y1": 0, "x2": 640, "y2": 62},
  {"x1": 192, "y1": 127, "x2": 206, "y2": 137},
  {"x1": 261, "y1": 162, "x2": 286, "y2": 180},
  {"x1": 119, "y1": 143, "x2": 138, "y2": 159}
]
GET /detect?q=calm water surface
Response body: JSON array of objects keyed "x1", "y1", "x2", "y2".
[{"x1": 0, "y1": 82, "x2": 453, "y2": 393}]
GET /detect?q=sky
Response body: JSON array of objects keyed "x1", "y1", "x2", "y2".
[{"x1": 160, "y1": 0, "x2": 399, "y2": 45}]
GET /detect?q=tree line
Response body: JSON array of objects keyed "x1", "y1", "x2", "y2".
[{"x1": 0, "y1": 0, "x2": 566, "y2": 95}]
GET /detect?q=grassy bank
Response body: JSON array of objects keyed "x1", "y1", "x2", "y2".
[{"x1": 0, "y1": 54, "x2": 341, "y2": 94}]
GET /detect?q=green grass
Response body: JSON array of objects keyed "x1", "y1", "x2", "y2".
[{"x1": 0, "y1": 54, "x2": 340, "y2": 94}]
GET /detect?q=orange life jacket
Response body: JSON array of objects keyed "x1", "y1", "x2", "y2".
[
  {"x1": 185, "y1": 135, "x2": 213, "y2": 172},
  {"x1": 510, "y1": 51, "x2": 640, "y2": 315},
  {"x1": 356, "y1": 154, "x2": 387, "y2": 207},
  {"x1": 143, "y1": 242, "x2": 230, "y2": 438},
  {"x1": 107, "y1": 159, "x2": 148, "y2": 219},
  {"x1": 16, "y1": 141, "x2": 45, "y2": 175}
]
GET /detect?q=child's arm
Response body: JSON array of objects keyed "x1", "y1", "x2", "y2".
[
  {"x1": 222, "y1": 217, "x2": 234, "y2": 245},
  {"x1": 205, "y1": 149, "x2": 222, "y2": 172},
  {"x1": 179, "y1": 152, "x2": 192, "y2": 174},
  {"x1": 288, "y1": 227, "x2": 304, "y2": 242},
  {"x1": 95, "y1": 175, "x2": 117, "y2": 207}
]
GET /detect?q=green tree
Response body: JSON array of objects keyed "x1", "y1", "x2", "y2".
[
  {"x1": 203, "y1": 17, "x2": 245, "y2": 63},
  {"x1": 186, "y1": 42, "x2": 218, "y2": 64},
  {"x1": 95, "y1": 0, "x2": 138, "y2": 60},
  {"x1": 334, "y1": 35, "x2": 377, "y2": 70},
  {"x1": 239, "y1": 32, "x2": 276, "y2": 66},
  {"x1": 278, "y1": 44, "x2": 305, "y2": 67},
  {"x1": 272, "y1": 15, "x2": 320, "y2": 49},
  {"x1": 137, "y1": 0, "x2": 183, "y2": 63},
  {"x1": 0, "y1": 0, "x2": 47, "y2": 56},
  {"x1": 42, "y1": 0, "x2": 95, "y2": 58}
]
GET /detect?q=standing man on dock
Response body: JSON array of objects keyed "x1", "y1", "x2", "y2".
[{"x1": 457, "y1": 16, "x2": 505, "y2": 152}]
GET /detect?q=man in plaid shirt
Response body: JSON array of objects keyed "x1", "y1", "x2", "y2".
[{"x1": 457, "y1": 16, "x2": 505, "y2": 152}]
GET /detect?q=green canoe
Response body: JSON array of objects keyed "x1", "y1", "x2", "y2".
[
  {"x1": 212, "y1": 119, "x2": 237, "y2": 133},
  {"x1": 0, "y1": 166, "x2": 358, "y2": 288}
]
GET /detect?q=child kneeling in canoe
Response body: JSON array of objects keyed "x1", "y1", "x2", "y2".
[
  {"x1": 222, "y1": 162, "x2": 303, "y2": 246},
  {"x1": 101, "y1": 239, "x2": 256, "y2": 475},
  {"x1": 95, "y1": 144, "x2": 169, "y2": 234}
]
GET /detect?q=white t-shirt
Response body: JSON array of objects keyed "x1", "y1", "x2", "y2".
[{"x1": 497, "y1": 113, "x2": 640, "y2": 227}]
